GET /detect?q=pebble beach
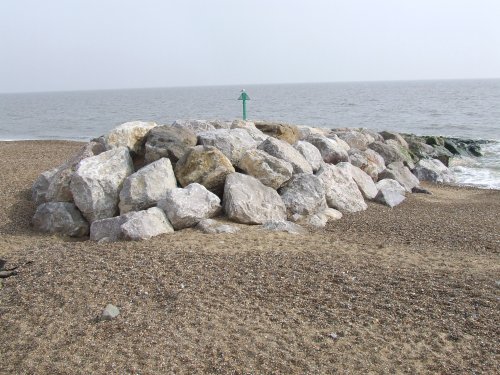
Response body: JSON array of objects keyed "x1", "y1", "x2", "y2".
[{"x1": 0, "y1": 140, "x2": 498, "y2": 374}]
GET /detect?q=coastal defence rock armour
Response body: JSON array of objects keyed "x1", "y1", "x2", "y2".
[{"x1": 31, "y1": 119, "x2": 465, "y2": 241}]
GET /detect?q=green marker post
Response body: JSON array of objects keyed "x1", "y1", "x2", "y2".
[{"x1": 237, "y1": 89, "x2": 250, "y2": 120}]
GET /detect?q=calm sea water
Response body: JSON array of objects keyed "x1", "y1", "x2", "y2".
[{"x1": 1, "y1": 80, "x2": 499, "y2": 188}]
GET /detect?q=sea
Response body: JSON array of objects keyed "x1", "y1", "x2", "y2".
[{"x1": 0, "y1": 79, "x2": 499, "y2": 189}]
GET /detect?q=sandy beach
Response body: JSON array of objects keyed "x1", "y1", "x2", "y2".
[{"x1": 0, "y1": 140, "x2": 499, "y2": 374}]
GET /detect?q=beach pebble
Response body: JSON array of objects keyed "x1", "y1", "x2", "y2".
[{"x1": 100, "y1": 304, "x2": 120, "y2": 321}]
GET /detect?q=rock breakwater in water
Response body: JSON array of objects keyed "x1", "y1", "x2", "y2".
[{"x1": 30, "y1": 119, "x2": 486, "y2": 241}]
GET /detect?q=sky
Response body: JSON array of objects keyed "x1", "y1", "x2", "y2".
[{"x1": 1, "y1": 0, "x2": 500, "y2": 93}]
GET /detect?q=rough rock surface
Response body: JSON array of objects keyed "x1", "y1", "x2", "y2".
[
  {"x1": 375, "y1": 179, "x2": 406, "y2": 208},
  {"x1": 294, "y1": 141, "x2": 323, "y2": 172},
  {"x1": 413, "y1": 159, "x2": 455, "y2": 183},
  {"x1": 261, "y1": 220, "x2": 306, "y2": 235},
  {"x1": 32, "y1": 141, "x2": 105, "y2": 205},
  {"x1": 32, "y1": 202, "x2": 89, "y2": 237},
  {"x1": 198, "y1": 129, "x2": 258, "y2": 165},
  {"x1": 144, "y1": 125, "x2": 197, "y2": 164},
  {"x1": 337, "y1": 162, "x2": 378, "y2": 200},
  {"x1": 196, "y1": 219, "x2": 239, "y2": 234},
  {"x1": 323, "y1": 207, "x2": 343, "y2": 221},
  {"x1": 157, "y1": 183, "x2": 221, "y2": 230},
  {"x1": 104, "y1": 121, "x2": 156, "y2": 154},
  {"x1": 223, "y1": 173, "x2": 287, "y2": 224},
  {"x1": 368, "y1": 141, "x2": 412, "y2": 167},
  {"x1": 90, "y1": 214, "x2": 131, "y2": 242},
  {"x1": 171, "y1": 119, "x2": 216, "y2": 134},
  {"x1": 257, "y1": 137, "x2": 313, "y2": 174},
  {"x1": 174, "y1": 145, "x2": 235, "y2": 195},
  {"x1": 253, "y1": 121, "x2": 301, "y2": 144},
  {"x1": 119, "y1": 158, "x2": 177, "y2": 214},
  {"x1": 379, "y1": 162, "x2": 420, "y2": 192},
  {"x1": 238, "y1": 149, "x2": 293, "y2": 189},
  {"x1": 334, "y1": 130, "x2": 373, "y2": 150},
  {"x1": 348, "y1": 148, "x2": 386, "y2": 181},
  {"x1": 279, "y1": 174, "x2": 327, "y2": 217},
  {"x1": 120, "y1": 207, "x2": 174, "y2": 240},
  {"x1": 316, "y1": 164, "x2": 367, "y2": 213},
  {"x1": 70, "y1": 147, "x2": 133, "y2": 222},
  {"x1": 379, "y1": 131, "x2": 409, "y2": 149},
  {"x1": 90, "y1": 208, "x2": 173, "y2": 242},
  {"x1": 306, "y1": 134, "x2": 349, "y2": 164}
]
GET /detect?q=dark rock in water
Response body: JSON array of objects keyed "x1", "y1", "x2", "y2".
[
  {"x1": 425, "y1": 136, "x2": 445, "y2": 147},
  {"x1": 412, "y1": 186, "x2": 432, "y2": 194},
  {"x1": 432, "y1": 146, "x2": 453, "y2": 167},
  {"x1": 468, "y1": 144, "x2": 483, "y2": 157},
  {"x1": 444, "y1": 139, "x2": 461, "y2": 155}
]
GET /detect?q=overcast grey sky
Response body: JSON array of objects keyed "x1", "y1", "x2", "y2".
[{"x1": 1, "y1": 0, "x2": 499, "y2": 93}]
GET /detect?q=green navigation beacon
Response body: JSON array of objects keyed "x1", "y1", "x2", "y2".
[{"x1": 237, "y1": 89, "x2": 250, "y2": 120}]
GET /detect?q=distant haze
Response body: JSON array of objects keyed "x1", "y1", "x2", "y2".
[{"x1": 1, "y1": 0, "x2": 499, "y2": 93}]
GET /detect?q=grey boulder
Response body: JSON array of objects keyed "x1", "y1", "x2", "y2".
[
  {"x1": 348, "y1": 148, "x2": 386, "y2": 181},
  {"x1": 104, "y1": 121, "x2": 157, "y2": 155},
  {"x1": 90, "y1": 207, "x2": 173, "y2": 242},
  {"x1": 120, "y1": 207, "x2": 174, "y2": 240},
  {"x1": 144, "y1": 125, "x2": 197, "y2": 164},
  {"x1": 70, "y1": 147, "x2": 133, "y2": 222},
  {"x1": 197, "y1": 128, "x2": 258, "y2": 165},
  {"x1": 119, "y1": 158, "x2": 177, "y2": 214},
  {"x1": 337, "y1": 162, "x2": 378, "y2": 200},
  {"x1": 279, "y1": 174, "x2": 327, "y2": 218},
  {"x1": 223, "y1": 173, "x2": 287, "y2": 224},
  {"x1": 378, "y1": 162, "x2": 420, "y2": 192},
  {"x1": 413, "y1": 159, "x2": 455, "y2": 183},
  {"x1": 238, "y1": 149, "x2": 293, "y2": 189},
  {"x1": 172, "y1": 119, "x2": 216, "y2": 134},
  {"x1": 196, "y1": 219, "x2": 239, "y2": 234},
  {"x1": 258, "y1": 137, "x2": 313, "y2": 174},
  {"x1": 157, "y1": 183, "x2": 221, "y2": 230},
  {"x1": 32, "y1": 202, "x2": 89, "y2": 237},
  {"x1": 306, "y1": 134, "x2": 349, "y2": 164},
  {"x1": 316, "y1": 164, "x2": 367, "y2": 213},
  {"x1": 294, "y1": 141, "x2": 323, "y2": 172},
  {"x1": 368, "y1": 141, "x2": 413, "y2": 167},
  {"x1": 261, "y1": 220, "x2": 306, "y2": 235},
  {"x1": 375, "y1": 179, "x2": 406, "y2": 208}
]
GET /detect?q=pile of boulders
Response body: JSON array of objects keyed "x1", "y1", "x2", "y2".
[{"x1": 31, "y1": 119, "x2": 460, "y2": 241}]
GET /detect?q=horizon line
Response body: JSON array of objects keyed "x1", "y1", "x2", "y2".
[{"x1": 1, "y1": 76, "x2": 499, "y2": 95}]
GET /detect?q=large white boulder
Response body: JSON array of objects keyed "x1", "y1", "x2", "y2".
[
  {"x1": 119, "y1": 158, "x2": 177, "y2": 214},
  {"x1": 32, "y1": 141, "x2": 105, "y2": 205},
  {"x1": 32, "y1": 202, "x2": 89, "y2": 237},
  {"x1": 238, "y1": 149, "x2": 293, "y2": 189},
  {"x1": 316, "y1": 164, "x2": 367, "y2": 213},
  {"x1": 413, "y1": 159, "x2": 455, "y2": 183},
  {"x1": 375, "y1": 179, "x2": 406, "y2": 207},
  {"x1": 197, "y1": 128, "x2": 258, "y2": 165},
  {"x1": 120, "y1": 207, "x2": 174, "y2": 240},
  {"x1": 257, "y1": 137, "x2": 313, "y2": 174},
  {"x1": 306, "y1": 134, "x2": 349, "y2": 164},
  {"x1": 172, "y1": 119, "x2": 216, "y2": 134},
  {"x1": 348, "y1": 148, "x2": 386, "y2": 181},
  {"x1": 70, "y1": 147, "x2": 133, "y2": 222},
  {"x1": 223, "y1": 173, "x2": 287, "y2": 224},
  {"x1": 157, "y1": 183, "x2": 221, "y2": 230},
  {"x1": 294, "y1": 141, "x2": 323, "y2": 172},
  {"x1": 90, "y1": 207, "x2": 173, "y2": 242},
  {"x1": 334, "y1": 130, "x2": 374, "y2": 150},
  {"x1": 279, "y1": 174, "x2": 327, "y2": 218},
  {"x1": 104, "y1": 121, "x2": 157, "y2": 154},
  {"x1": 337, "y1": 162, "x2": 378, "y2": 200}
]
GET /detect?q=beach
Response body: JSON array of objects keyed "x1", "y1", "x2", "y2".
[{"x1": 1, "y1": 140, "x2": 499, "y2": 373}]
